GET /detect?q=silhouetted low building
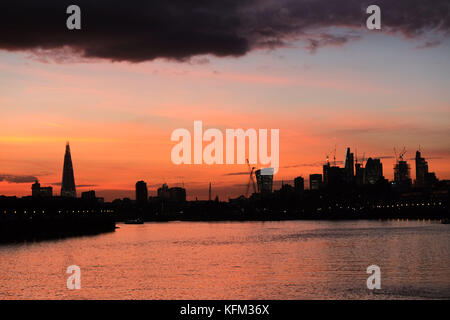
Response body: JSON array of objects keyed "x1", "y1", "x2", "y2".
[
  {"x1": 169, "y1": 187, "x2": 186, "y2": 203},
  {"x1": 425, "y1": 172, "x2": 438, "y2": 188},
  {"x1": 294, "y1": 176, "x2": 304, "y2": 192},
  {"x1": 280, "y1": 183, "x2": 295, "y2": 196},
  {"x1": 31, "y1": 180, "x2": 53, "y2": 198},
  {"x1": 81, "y1": 190, "x2": 96, "y2": 200},
  {"x1": 157, "y1": 183, "x2": 170, "y2": 200},
  {"x1": 309, "y1": 174, "x2": 322, "y2": 190},
  {"x1": 156, "y1": 184, "x2": 186, "y2": 203}
]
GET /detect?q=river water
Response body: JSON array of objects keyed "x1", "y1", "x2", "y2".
[{"x1": 0, "y1": 220, "x2": 449, "y2": 299}]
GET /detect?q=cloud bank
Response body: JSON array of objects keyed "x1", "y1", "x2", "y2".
[
  {"x1": 0, "y1": 174, "x2": 38, "y2": 183},
  {"x1": 0, "y1": 0, "x2": 449, "y2": 62}
]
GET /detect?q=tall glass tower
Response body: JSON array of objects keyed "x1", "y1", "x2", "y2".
[
  {"x1": 61, "y1": 142, "x2": 76, "y2": 198},
  {"x1": 344, "y1": 147, "x2": 354, "y2": 183}
]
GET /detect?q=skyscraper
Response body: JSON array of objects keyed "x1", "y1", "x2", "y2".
[
  {"x1": 135, "y1": 180, "x2": 148, "y2": 205},
  {"x1": 323, "y1": 163, "x2": 344, "y2": 188},
  {"x1": 415, "y1": 151, "x2": 428, "y2": 188},
  {"x1": 364, "y1": 158, "x2": 384, "y2": 185},
  {"x1": 394, "y1": 159, "x2": 412, "y2": 187},
  {"x1": 255, "y1": 168, "x2": 274, "y2": 194},
  {"x1": 344, "y1": 147, "x2": 354, "y2": 183},
  {"x1": 414, "y1": 150, "x2": 438, "y2": 188},
  {"x1": 61, "y1": 142, "x2": 76, "y2": 198},
  {"x1": 323, "y1": 162, "x2": 330, "y2": 185},
  {"x1": 355, "y1": 162, "x2": 365, "y2": 186}
]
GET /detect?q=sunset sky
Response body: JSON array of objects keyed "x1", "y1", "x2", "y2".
[{"x1": 0, "y1": 1, "x2": 449, "y2": 200}]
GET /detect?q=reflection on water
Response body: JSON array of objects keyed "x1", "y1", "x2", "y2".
[{"x1": 0, "y1": 220, "x2": 449, "y2": 299}]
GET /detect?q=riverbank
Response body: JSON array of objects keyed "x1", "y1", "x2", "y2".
[{"x1": 0, "y1": 214, "x2": 116, "y2": 243}]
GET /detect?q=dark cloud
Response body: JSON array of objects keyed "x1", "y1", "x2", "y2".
[
  {"x1": 416, "y1": 40, "x2": 442, "y2": 49},
  {"x1": 407, "y1": 156, "x2": 443, "y2": 160},
  {"x1": 0, "y1": 174, "x2": 38, "y2": 183},
  {"x1": 0, "y1": 0, "x2": 448, "y2": 62},
  {"x1": 223, "y1": 171, "x2": 250, "y2": 176},
  {"x1": 51, "y1": 182, "x2": 98, "y2": 188},
  {"x1": 283, "y1": 161, "x2": 344, "y2": 168},
  {"x1": 305, "y1": 33, "x2": 361, "y2": 53}
]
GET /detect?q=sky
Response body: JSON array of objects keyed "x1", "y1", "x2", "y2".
[{"x1": 0, "y1": 1, "x2": 449, "y2": 200}]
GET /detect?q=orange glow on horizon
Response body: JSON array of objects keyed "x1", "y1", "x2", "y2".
[{"x1": 1, "y1": 47, "x2": 449, "y2": 201}]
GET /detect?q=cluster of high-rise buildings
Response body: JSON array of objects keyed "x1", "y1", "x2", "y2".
[
  {"x1": 229, "y1": 147, "x2": 442, "y2": 197},
  {"x1": 28, "y1": 143, "x2": 443, "y2": 202},
  {"x1": 135, "y1": 181, "x2": 187, "y2": 205},
  {"x1": 301, "y1": 147, "x2": 439, "y2": 191}
]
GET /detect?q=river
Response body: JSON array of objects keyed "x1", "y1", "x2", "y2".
[{"x1": 0, "y1": 220, "x2": 448, "y2": 299}]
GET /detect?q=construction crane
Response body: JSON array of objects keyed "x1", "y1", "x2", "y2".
[
  {"x1": 399, "y1": 147, "x2": 407, "y2": 161},
  {"x1": 333, "y1": 144, "x2": 337, "y2": 166},
  {"x1": 209, "y1": 182, "x2": 212, "y2": 201},
  {"x1": 245, "y1": 158, "x2": 257, "y2": 197},
  {"x1": 325, "y1": 145, "x2": 337, "y2": 165},
  {"x1": 394, "y1": 147, "x2": 407, "y2": 162},
  {"x1": 355, "y1": 150, "x2": 367, "y2": 168}
]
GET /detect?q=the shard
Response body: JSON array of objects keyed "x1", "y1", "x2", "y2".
[{"x1": 61, "y1": 142, "x2": 76, "y2": 198}]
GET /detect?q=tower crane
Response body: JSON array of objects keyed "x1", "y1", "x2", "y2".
[
  {"x1": 333, "y1": 144, "x2": 337, "y2": 166},
  {"x1": 394, "y1": 147, "x2": 407, "y2": 162},
  {"x1": 399, "y1": 147, "x2": 407, "y2": 161},
  {"x1": 326, "y1": 145, "x2": 337, "y2": 166},
  {"x1": 245, "y1": 158, "x2": 257, "y2": 197}
]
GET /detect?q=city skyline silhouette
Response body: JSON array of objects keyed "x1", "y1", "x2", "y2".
[
  {"x1": 0, "y1": 0, "x2": 449, "y2": 303},
  {"x1": 0, "y1": 142, "x2": 447, "y2": 202},
  {"x1": 0, "y1": 1, "x2": 449, "y2": 201}
]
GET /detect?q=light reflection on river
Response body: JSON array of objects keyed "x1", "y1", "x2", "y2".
[{"x1": 0, "y1": 220, "x2": 449, "y2": 299}]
